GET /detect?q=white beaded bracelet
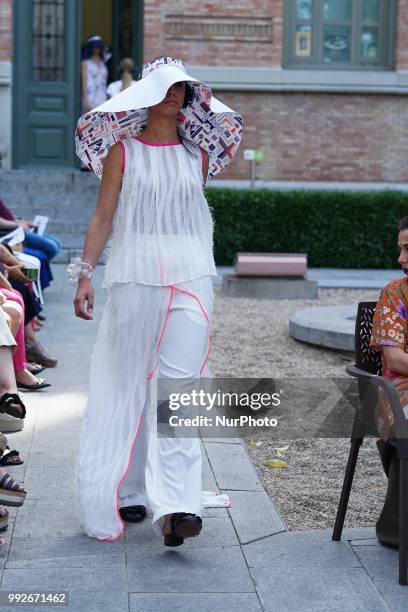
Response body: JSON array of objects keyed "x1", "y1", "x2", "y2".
[{"x1": 66, "y1": 257, "x2": 94, "y2": 286}]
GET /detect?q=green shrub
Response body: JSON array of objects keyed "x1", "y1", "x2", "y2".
[{"x1": 205, "y1": 188, "x2": 407, "y2": 268}]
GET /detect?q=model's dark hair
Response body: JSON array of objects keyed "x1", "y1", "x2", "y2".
[
  {"x1": 182, "y1": 82, "x2": 194, "y2": 109},
  {"x1": 399, "y1": 216, "x2": 408, "y2": 231}
]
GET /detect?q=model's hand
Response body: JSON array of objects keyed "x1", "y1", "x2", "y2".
[{"x1": 74, "y1": 277, "x2": 94, "y2": 320}]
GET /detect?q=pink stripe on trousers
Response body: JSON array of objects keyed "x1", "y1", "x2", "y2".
[{"x1": 97, "y1": 283, "x2": 211, "y2": 541}]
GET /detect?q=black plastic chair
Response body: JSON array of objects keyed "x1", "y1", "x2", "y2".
[{"x1": 332, "y1": 301, "x2": 408, "y2": 585}]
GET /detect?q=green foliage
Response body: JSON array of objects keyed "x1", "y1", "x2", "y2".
[{"x1": 205, "y1": 188, "x2": 407, "y2": 268}]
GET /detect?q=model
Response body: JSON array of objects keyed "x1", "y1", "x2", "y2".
[{"x1": 68, "y1": 55, "x2": 242, "y2": 545}]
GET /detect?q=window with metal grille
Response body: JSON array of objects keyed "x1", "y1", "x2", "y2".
[
  {"x1": 32, "y1": 0, "x2": 65, "y2": 81},
  {"x1": 283, "y1": 0, "x2": 396, "y2": 70}
]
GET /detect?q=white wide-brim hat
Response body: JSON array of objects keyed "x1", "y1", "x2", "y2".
[{"x1": 75, "y1": 56, "x2": 243, "y2": 179}]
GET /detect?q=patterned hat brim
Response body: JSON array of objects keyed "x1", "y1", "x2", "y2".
[{"x1": 75, "y1": 64, "x2": 243, "y2": 179}]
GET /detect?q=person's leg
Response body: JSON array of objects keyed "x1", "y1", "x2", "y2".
[
  {"x1": 9, "y1": 280, "x2": 42, "y2": 325},
  {"x1": 146, "y1": 281, "x2": 212, "y2": 538},
  {"x1": 1, "y1": 295, "x2": 25, "y2": 373},
  {"x1": 0, "y1": 346, "x2": 18, "y2": 396},
  {"x1": 0, "y1": 311, "x2": 23, "y2": 417},
  {"x1": 23, "y1": 231, "x2": 60, "y2": 260},
  {"x1": 22, "y1": 247, "x2": 52, "y2": 289},
  {"x1": 42, "y1": 234, "x2": 62, "y2": 257},
  {"x1": 0, "y1": 291, "x2": 43, "y2": 386}
]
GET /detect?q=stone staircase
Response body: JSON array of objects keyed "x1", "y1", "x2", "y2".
[{"x1": 0, "y1": 170, "x2": 101, "y2": 263}]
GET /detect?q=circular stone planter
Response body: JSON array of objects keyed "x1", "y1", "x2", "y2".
[{"x1": 289, "y1": 305, "x2": 357, "y2": 352}]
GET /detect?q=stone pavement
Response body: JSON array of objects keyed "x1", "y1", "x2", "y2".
[{"x1": 0, "y1": 264, "x2": 404, "y2": 611}]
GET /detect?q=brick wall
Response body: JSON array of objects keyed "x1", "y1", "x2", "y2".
[
  {"x1": 145, "y1": 0, "x2": 406, "y2": 70},
  {"x1": 144, "y1": 0, "x2": 408, "y2": 183},
  {"x1": 144, "y1": 0, "x2": 282, "y2": 67},
  {"x1": 0, "y1": 0, "x2": 12, "y2": 62},
  {"x1": 215, "y1": 91, "x2": 408, "y2": 183},
  {"x1": 396, "y1": 0, "x2": 408, "y2": 69}
]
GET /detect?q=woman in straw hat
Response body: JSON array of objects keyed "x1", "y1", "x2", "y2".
[{"x1": 68, "y1": 56, "x2": 242, "y2": 544}]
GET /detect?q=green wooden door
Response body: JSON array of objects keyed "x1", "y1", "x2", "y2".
[
  {"x1": 112, "y1": 0, "x2": 144, "y2": 79},
  {"x1": 12, "y1": 0, "x2": 81, "y2": 169}
]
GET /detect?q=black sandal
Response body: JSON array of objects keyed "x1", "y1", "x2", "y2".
[
  {"x1": 164, "y1": 513, "x2": 202, "y2": 547},
  {"x1": 0, "y1": 472, "x2": 26, "y2": 506},
  {"x1": 0, "y1": 447, "x2": 23, "y2": 467},
  {"x1": 0, "y1": 394, "x2": 26, "y2": 419},
  {"x1": 119, "y1": 505, "x2": 147, "y2": 523}
]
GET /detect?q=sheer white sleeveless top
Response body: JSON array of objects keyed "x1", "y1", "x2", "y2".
[{"x1": 102, "y1": 137, "x2": 217, "y2": 288}]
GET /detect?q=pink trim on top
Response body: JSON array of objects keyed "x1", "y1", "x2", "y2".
[
  {"x1": 119, "y1": 141, "x2": 126, "y2": 173},
  {"x1": 134, "y1": 136, "x2": 182, "y2": 147}
]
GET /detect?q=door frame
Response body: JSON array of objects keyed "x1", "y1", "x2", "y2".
[
  {"x1": 12, "y1": 0, "x2": 144, "y2": 170},
  {"x1": 112, "y1": 0, "x2": 144, "y2": 80}
]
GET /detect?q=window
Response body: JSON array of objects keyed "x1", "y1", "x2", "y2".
[
  {"x1": 32, "y1": 0, "x2": 65, "y2": 81},
  {"x1": 284, "y1": 0, "x2": 396, "y2": 70}
]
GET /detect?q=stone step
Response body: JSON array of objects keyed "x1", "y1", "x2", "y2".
[
  {"x1": 0, "y1": 171, "x2": 99, "y2": 209},
  {"x1": 4, "y1": 203, "x2": 96, "y2": 215}
]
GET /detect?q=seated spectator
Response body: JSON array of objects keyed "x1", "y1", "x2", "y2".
[
  {"x1": 0, "y1": 247, "x2": 57, "y2": 369},
  {"x1": 0, "y1": 274, "x2": 51, "y2": 390},
  {"x1": 0, "y1": 301, "x2": 28, "y2": 542},
  {"x1": 370, "y1": 215, "x2": 408, "y2": 547},
  {"x1": 0, "y1": 198, "x2": 61, "y2": 291}
]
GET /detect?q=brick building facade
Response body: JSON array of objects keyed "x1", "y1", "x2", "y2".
[{"x1": 1, "y1": 0, "x2": 407, "y2": 184}]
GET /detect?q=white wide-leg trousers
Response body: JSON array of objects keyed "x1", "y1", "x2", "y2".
[
  {"x1": 118, "y1": 284, "x2": 211, "y2": 536},
  {"x1": 76, "y1": 276, "x2": 213, "y2": 540}
]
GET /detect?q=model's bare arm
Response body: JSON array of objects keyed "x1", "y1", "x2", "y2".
[
  {"x1": 382, "y1": 346, "x2": 408, "y2": 376},
  {"x1": 73, "y1": 144, "x2": 122, "y2": 320},
  {"x1": 81, "y1": 143, "x2": 122, "y2": 267}
]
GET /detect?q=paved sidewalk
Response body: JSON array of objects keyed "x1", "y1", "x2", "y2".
[{"x1": 0, "y1": 264, "x2": 403, "y2": 611}]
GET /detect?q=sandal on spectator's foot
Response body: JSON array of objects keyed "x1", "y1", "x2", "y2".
[
  {"x1": 25, "y1": 343, "x2": 57, "y2": 368},
  {"x1": 164, "y1": 513, "x2": 202, "y2": 547},
  {"x1": 119, "y1": 505, "x2": 147, "y2": 523},
  {"x1": 0, "y1": 473, "x2": 26, "y2": 506},
  {"x1": 0, "y1": 393, "x2": 26, "y2": 419},
  {"x1": 36, "y1": 314, "x2": 46, "y2": 322},
  {"x1": 17, "y1": 377, "x2": 51, "y2": 391},
  {"x1": 0, "y1": 506, "x2": 9, "y2": 532},
  {"x1": 26, "y1": 363, "x2": 46, "y2": 376},
  {"x1": 0, "y1": 447, "x2": 23, "y2": 467}
]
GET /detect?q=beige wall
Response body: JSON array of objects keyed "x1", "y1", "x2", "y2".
[{"x1": 82, "y1": 0, "x2": 113, "y2": 46}]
